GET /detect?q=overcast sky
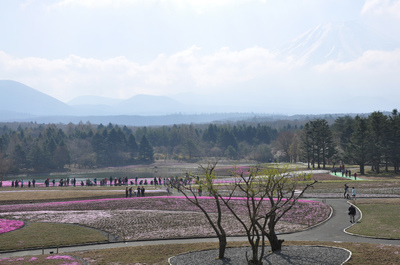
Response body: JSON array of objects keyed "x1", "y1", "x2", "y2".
[{"x1": 1, "y1": 0, "x2": 400, "y2": 114}]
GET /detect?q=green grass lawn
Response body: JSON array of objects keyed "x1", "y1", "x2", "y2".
[
  {"x1": 0, "y1": 223, "x2": 107, "y2": 251},
  {"x1": 348, "y1": 198, "x2": 400, "y2": 239}
]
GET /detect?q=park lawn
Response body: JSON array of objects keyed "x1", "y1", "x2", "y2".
[
  {"x1": 0, "y1": 188, "x2": 166, "y2": 203},
  {"x1": 1, "y1": 241, "x2": 398, "y2": 265},
  {"x1": 0, "y1": 223, "x2": 108, "y2": 251},
  {"x1": 348, "y1": 198, "x2": 400, "y2": 239},
  {"x1": 298, "y1": 178, "x2": 400, "y2": 195}
]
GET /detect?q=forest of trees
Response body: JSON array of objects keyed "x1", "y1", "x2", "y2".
[
  {"x1": 0, "y1": 109, "x2": 399, "y2": 176},
  {"x1": 0, "y1": 121, "x2": 280, "y2": 175},
  {"x1": 300, "y1": 110, "x2": 400, "y2": 174}
]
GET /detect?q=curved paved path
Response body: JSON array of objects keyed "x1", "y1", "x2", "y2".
[
  {"x1": 1, "y1": 198, "x2": 400, "y2": 259},
  {"x1": 280, "y1": 198, "x2": 400, "y2": 245}
]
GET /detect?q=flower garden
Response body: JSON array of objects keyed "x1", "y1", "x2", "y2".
[
  {"x1": 0, "y1": 196, "x2": 330, "y2": 243},
  {"x1": 0, "y1": 255, "x2": 83, "y2": 265},
  {"x1": 0, "y1": 219, "x2": 24, "y2": 234},
  {"x1": 1, "y1": 166, "x2": 400, "y2": 265}
]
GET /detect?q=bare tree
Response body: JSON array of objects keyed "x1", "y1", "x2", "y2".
[
  {"x1": 172, "y1": 162, "x2": 317, "y2": 264},
  {"x1": 220, "y1": 165, "x2": 316, "y2": 265},
  {"x1": 288, "y1": 133, "x2": 300, "y2": 163},
  {"x1": 171, "y1": 161, "x2": 228, "y2": 259},
  {"x1": 274, "y1": 131, "x2": 295, "y2": 162}
]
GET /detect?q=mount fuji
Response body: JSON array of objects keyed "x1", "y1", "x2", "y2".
[{"x1": 276, "y1": 21, "x2": 399, "y2": 65}]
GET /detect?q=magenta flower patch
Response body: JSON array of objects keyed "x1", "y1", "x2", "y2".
[
  {"x1": 0, "y1": 219, "x2": 24, "y2": 234},
  {"x1": 45, "y1": 255, "x2": 76, "y2": 260},
  {"x1": 45, "y1": 255, "x2": 81, "y2": 265}
]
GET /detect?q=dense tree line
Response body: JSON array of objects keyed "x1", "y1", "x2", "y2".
[
  {"x1": 335, "y1": 110, "x2": 400, "y2": 174},
  {"x1": 2, "y1": 109, "x2": 398, "y2": 176},
  {"x1": 300, "y1": 119, "x2": 335, "y2": 169},
  {"x1": 0, "y1": 122, "x2": 279, "y2": 175},
  {"x1": 299, "y1": 110, "x2": 400, "y2": 174}
]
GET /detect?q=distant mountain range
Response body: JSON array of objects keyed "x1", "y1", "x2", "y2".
[
  {"x1": 1, "y1": 21, "x2": 397, "y2": 125},
  {"x1": 0, "y1": 80, "x2": 272, "y2": 125},
  {"x1": 0, "y1": 79, "x2": 374, "y2": 126}
]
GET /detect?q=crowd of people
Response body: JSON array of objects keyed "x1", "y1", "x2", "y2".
[
  {"x1": 10, "y1": 179, "x2": 36, "y2": 188},
  {"x1": 331, "y1": 165, "x2": 357, "y2": 179},
  {"x1": 4, "y1": 175, "x2": 183, "y2": 200},
  {"x1": 125, "y1": 186, "x2": 146, "y2": 197}
]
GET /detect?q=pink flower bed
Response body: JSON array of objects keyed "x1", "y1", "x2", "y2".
[
  {"x1": 46, "y1": 255, "x2": 75, "y2": 260},
  {"x1": 0, "y1": 196, "x2": 330, "y2": 225},
  {"x1": 0, "y1": 196, "x2": 330, "y2": 241},
  {"x1": 0, "y1": 255, "x2": 81, "y2": 264},
  {"x1": 0, "y1": 219, "x2": 24, "y2": 234}
]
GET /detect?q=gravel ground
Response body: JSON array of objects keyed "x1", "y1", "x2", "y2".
[{"x1": 169, "y1": 245, "x2": 351, "y2": 265}]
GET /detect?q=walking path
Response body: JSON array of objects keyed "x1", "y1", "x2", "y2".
[
  {"x1": 1, "y1": 198, "x2": 399, "y2": 259},
  {"x1": 280, "y1": 198, "x2": 400, "y2": 245}
]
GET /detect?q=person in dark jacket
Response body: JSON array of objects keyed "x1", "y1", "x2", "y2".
[{"x1": 348, "y1": 204, "x2": 356, "y2": 223}]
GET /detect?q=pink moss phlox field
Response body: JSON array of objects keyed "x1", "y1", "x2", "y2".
[
  {"x1": 0, "y1": 219, "x2": 24, "y2": 234},
  {"x1": 0, "y1": 196, "x2": 330, "y2": 226},
  {"x1": 45, "y1": 255, "x2": 75, "y2": 260},
  {"x1": 0, "y1": 196, "x2": 330, "y2": 241},
  {"x1": 45, "y1": 255, "x2": 81, "y2": 265}
]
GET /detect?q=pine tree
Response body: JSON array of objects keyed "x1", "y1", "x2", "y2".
[
  {"x1": 127, "y1": 134, "x2": 138, "y2": 161},
  {"x1": 388, "y1": 109, "x2": 400, "y2": 173},
  {"x1": 368, "y1": 112, "x2": 388, "y2": 174},
  {"x1": 138, "y1": 135, "x2": 154, "y2": 163},
  {"x1": 300, "y1": 123, "x2": 313, "y2": 169},
  {"x1": 301, "y1": 119, "x2": 335, "y2": 169},
  {"x1": 347, "y1": 116, "x2": 369, "y2": 174}
]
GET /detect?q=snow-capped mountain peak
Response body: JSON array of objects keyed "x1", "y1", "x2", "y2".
[{"x1": 277, "y1": 21, "x2": 398, "y2": 65}]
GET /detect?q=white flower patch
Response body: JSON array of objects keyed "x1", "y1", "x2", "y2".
[{"x1": 0, "y1": 210, "x2": 113, "y2": 223}]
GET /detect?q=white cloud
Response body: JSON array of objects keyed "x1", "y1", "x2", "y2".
[
  {"x1": 0, "y1": 46, "x2": 288, "y2": 101},
  {"x1": 50, "y1": 0, "x2": 265, "y2": 10},
  {"x1": 312, "y1": 49, "x2": 400, "y2": 97},
  {"x1": 314, "y1": 48, "x2": 400, "y2": 73},
  {"x1": 361, "y1": 0, "x2": 400, "y2": 18},
  {"x1": 190, "y1": 46, "x2": 285, "y2": 87},
  {"x1": 2, "y1": 45, "x2": 399, "y2": 107},
  {"x1": 52, "y1": 0, "x2": 141, "y2": 9}
]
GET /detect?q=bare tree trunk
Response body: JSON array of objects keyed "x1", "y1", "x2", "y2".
[
  {"x1": 246, "y1": 224, "x2": 262, "y2": 265},
  {"x1": 267, "y1": 233, "x2": 284, "y2": 252},
  {"x1": 267, "y1": 220, "x2": 284, "y2": 252},
  {"x1": 359, "y1": 164, "x2": 365, "y2": 175},
  {"x1": 218, "y1": 235, "x2": 227, "y2": 259}
]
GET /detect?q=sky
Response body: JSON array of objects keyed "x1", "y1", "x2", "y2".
[{"x1": 1, "y1": 0, "x2": 400, "y2": 115}]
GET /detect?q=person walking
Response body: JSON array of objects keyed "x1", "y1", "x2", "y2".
[
  {"x1": 344, "y1": 184, "x2": 349, "y2": 199},
  {"x1": 352, "y1": 187, "x2": 356, "y2": 200},
  {"x1": 348, "y1": 204, "x2": 356, "y2": 223}
]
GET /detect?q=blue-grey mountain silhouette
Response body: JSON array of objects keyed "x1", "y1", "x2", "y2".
[{"x1": 0, "y1": 80, "x2": 72, "y2": 116}]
